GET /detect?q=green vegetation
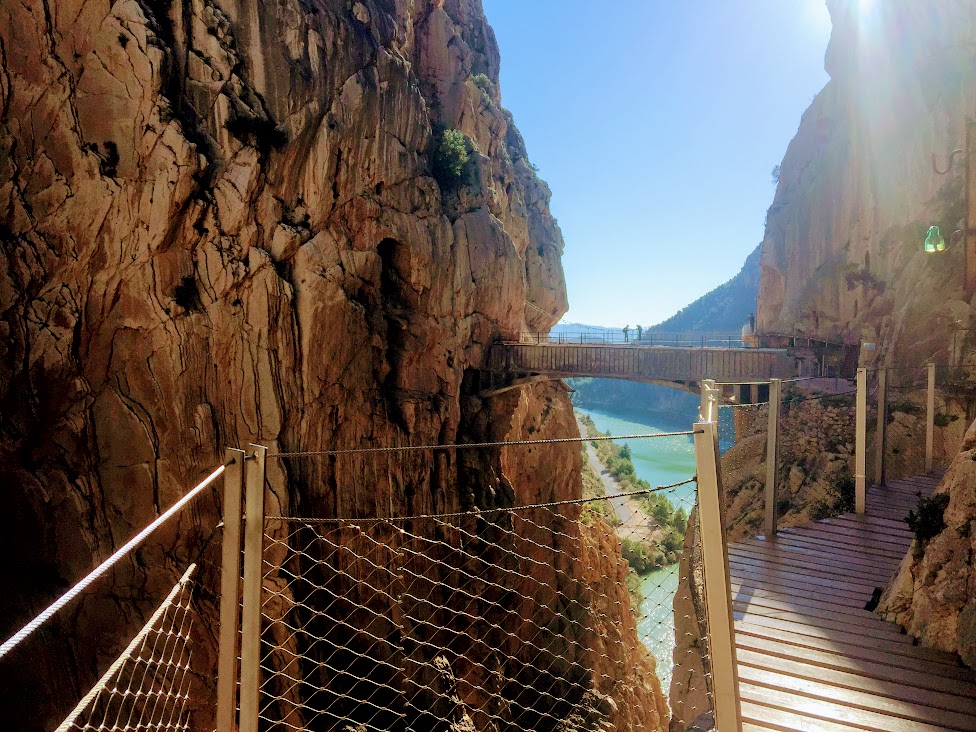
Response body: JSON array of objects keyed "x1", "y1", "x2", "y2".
[
  {"x1": 809, "y1": 472, "x2": 855, "y2": 521},
  {"x1": 906, "y1": 493, "x2": 950, "y2": 553},
  {"x1": 471, "y1": 73, "x2": 494, "y2": 96},
  {"x1": 432, "y1": 128, "x2": 472, "y2": 188},
  {"x1": 580, "y1": 447, "x2": 618, "y2": 526},
  {"x1": 934, "y1": 411, "x2": 959, "y2": 427},
  {"x1": 578, "y1": 413, "x2": 688, "y2": 572},
  {"x1": 621, "y1": 537, "x2": 662, "y2": 574}
]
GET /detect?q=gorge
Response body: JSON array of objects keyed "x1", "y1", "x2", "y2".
[
  {"x1": 0, "y1": 0, "x2": 667, "y2": 729},
  {"x1": 5, "y1": 0, "x2": 976, "y2": 731}
]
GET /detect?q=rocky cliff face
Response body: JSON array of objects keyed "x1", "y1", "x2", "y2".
[
  {"x1": 0, "y1": 1, "x2": 661, "y2": 728},
  {"x1": 878, "y1": 417, "x2": 976, "y2": 667},
  {"x1": 757, "y1": 0, "x2": 976, "y2": 365}
]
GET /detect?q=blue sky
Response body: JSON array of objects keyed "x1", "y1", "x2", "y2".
[{"x1": 481, "y1": 0, "x2": 833, "y2": 328}]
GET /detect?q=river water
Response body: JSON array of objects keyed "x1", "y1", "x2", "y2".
[{"x1": 574, "y1": 406, "x2": 697, "y2": 695}]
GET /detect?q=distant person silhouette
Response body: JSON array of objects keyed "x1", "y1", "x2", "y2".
[
  {"x1": 636, "y1": 324, "x2": 643, "y2": 341},
  {"x1": 622, "y1": 325, "x2": 630, "y2": 343}
]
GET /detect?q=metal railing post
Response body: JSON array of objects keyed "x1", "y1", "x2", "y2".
[
  {"x1": 926, "y1": 362, "x2": 936, "y2": 473},
  {"x1": 239, "y1": 444, "x2": 267, "y2": 732},
  {"x1": 699, "y1": 378, "x2": 718, "y2": 422},
  {"x1": 694, "y1": 418, "x2": 743, "y2": 731},
  {"x1": 764, "y1": 379, "x2": 781, "y2": 537},
  {"x1": 216, "y1": 448, "x2": 246, "y2": 732},
  {"x1": 875, "y1": 368, "x2": 887, "y2": 487},
  {"x1": 855, "y1": 368, "x2": 867, "y2": 514}
]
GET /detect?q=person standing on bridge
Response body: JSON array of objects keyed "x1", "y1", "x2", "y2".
[
  {"x1": 636, "y1": 324, "x2": 643, "y2": 341},
  {"x1": 622, "y1": 324, "x2": 630, "y2": 343}
]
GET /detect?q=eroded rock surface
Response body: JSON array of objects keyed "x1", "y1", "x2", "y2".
[
  {"x1": 879, "y1": 417, "x2": 976, "y2": 666},
  {"x1": 0, "y1": 1, "x2": 658, "y2": 729},
  {"x1": 757, "y1": 0, "x2": 976, "y2": 367}
]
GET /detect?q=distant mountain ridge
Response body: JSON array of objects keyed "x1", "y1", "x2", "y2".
[
  {"x1": 554, "y1": 243, "x2": 760, "y2": 335},
  {"x1": 649, "y1": 244, "x2": 760, "y2": 333}
]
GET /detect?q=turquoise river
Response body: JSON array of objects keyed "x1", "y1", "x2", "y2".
[{"x1": 574, "y1": 405, "x2": 701, "y2": 694}]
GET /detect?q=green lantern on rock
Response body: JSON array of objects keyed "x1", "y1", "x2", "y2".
[{"x1": 924, "y1": 225, "x2": 946, "y2": 253}]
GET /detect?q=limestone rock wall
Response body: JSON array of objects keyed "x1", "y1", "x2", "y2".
[
  {"x1": 878, "y1": 417, "x2": 976, "y2": 666},
  {"x1": 757, "y1": 0, "x2": 976, "y2": 367},
  {"x1": 0, "y1": 1, "x2": 657, "y2": 729}
]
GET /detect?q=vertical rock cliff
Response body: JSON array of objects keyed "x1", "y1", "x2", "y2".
[
  {"x1": 757, "y1": 0, "x2": 976, "y2": 366},
  {"x1": 0, "y1": 1, "x2": 661, "y2": 728}
]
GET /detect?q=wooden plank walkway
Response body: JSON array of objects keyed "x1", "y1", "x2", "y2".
[{"x1": 731, "y1": 475, "x2": 976, "y2": 732}]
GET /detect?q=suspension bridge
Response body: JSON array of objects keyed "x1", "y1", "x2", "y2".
[{"x1": 2, "y1": 362, "x2": 974, "y2": 731}]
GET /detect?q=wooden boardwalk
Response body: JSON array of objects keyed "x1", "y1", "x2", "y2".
[{"x1": 731, "y1": 475, "x2": 976, "y2": 732}]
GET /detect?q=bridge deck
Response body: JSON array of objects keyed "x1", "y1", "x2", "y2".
[
  {"x1": 488, "y1": 342, "x2": 797, "y2": 383},
  {"x1": 732, "y1": 475, "x2": 976, "y2": 732}
]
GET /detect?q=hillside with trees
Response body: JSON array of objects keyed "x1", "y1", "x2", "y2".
[{"x1": 650, "y1": 243, "x2": 760, "y2": 332}]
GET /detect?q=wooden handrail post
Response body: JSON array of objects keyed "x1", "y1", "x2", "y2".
[
  {"x1": 855, "y1": 368, "x2": 867, "y2": 514},
  {"x1": 764, "y1": 379, "x2": 781, "y2": 537},
  {"x1": 875, "y1": 368, "x2": 888, "y2": 487},
  {"x1": 239, "y1": 444, "x2": 267, "y2": 732},
  {"x1": 216, "y1": 448, "x2": 246, "y2": 732},
  {"x1": 694, "y1": 419, "x2": 743, "y2": 731},
  {"x1": 926, "y1": 363, "x2": 936, "y2": 473}
]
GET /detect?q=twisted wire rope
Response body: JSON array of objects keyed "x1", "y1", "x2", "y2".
[{"x1": 270, "y1": 431, "x2": 699, "y2": 458}]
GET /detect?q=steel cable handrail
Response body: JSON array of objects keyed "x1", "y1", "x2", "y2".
[
  {"x1": 270, "y1": 430, "x2": 700, "y2": 458},
  {"x1": 264, "y1": 477, "x2": 698, "y2": 523},
  {"x1": 0, "y1": 462, "x2": 229, "y2": 661}
]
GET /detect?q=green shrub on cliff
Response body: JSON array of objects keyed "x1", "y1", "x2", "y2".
[
  {"x1": 471, "y1": 73, "x2": 495, "y2": 97},
  {"x1": 906, "y1": 492, "x2": 951, "y2": 548},
  {"x1": 432, "y1": 128, "x2": 471, "y2": 188}
]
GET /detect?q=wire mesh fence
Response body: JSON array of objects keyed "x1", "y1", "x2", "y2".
[
  {"x1": 718, "y1": 380, "x2": 860, "y2": 539},
  {"x1": 56, "y1": 565, "x2": 199, "y2": 732},
  {"x1": 254, "y1": 479, "x2": 706, "y2": 732},
  {"x1": 877, "y1": 364, "x2": 976, "y2": 482},
  {"x1": 714, "y1": 363, "x2": 976, "y2": 549},
  {"x1": 717, "y1": 400, "x2": 770, "y2": 541}
]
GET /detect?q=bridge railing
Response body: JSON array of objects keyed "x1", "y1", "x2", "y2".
[
  {"x1": 512, "y1": 331, "x2": 746, "y2": 347},
  {"x1": 488, "y1": 341, "x2": 795, "y2": 383}
]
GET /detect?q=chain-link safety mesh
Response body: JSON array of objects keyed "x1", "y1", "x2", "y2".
[
  {"x1": 56, "y1": 565, "x2": 198, "y2": 732},
  {"x1": 254, "y1": 473, "x2": 706, "y2": 731},
  {"x1": 717, "y1": 378, "x2": 859, "y2": 540},
  {"x1": 776, "y1": 385, "x2": 857, "y2": 527},
  {"x1": 717, "y1": 398, "x2": 770, "y2": 542}
]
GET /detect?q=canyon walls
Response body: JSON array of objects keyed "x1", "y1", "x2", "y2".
[
  {"x1": 757, "y1": 0, "x2": 976, "y2": 367},
  {"x1": 753, "y1": 0, "x2": 976, "y2": 667},
  {"x1": 0, "y1": 1, "x2": 661, "y2": 728}
]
